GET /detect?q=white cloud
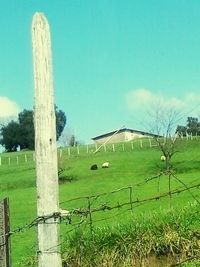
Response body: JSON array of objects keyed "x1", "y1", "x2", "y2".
[
  {"x1": 0, "y1": 96, "x2": 20, "y2": 118},
  {"x1": 125, "y1": 88, "x2": 200, "y2": 112}
]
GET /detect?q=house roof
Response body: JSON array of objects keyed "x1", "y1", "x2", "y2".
[{"x1": 91, "y1": 128, "x2": 159, "y2": 140}]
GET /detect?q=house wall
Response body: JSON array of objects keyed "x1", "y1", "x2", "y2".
[
  {"x1": 93, "y1": 132, "x2": 126, "y2": 145},
  {"x1": 124, "y1": 131, "x2": 146, "y2": 141},
  {"x1": 93, "y1": 131, "x2": 147, "y2": 145}
]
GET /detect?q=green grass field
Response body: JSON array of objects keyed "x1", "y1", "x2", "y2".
[{"x1": 0, "y1": 138, "x2": 199, "y2": 266}]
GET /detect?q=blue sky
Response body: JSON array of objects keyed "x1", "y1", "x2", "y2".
[{"x1": 1, "y1": 0, "x2": 200, "y2": 144}]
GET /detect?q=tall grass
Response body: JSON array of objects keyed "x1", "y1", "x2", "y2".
[{"x1": 61, "y1": 202, "x2": 200, "y2": 267}]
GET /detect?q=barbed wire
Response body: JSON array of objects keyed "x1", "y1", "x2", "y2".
[
  {"x1": 172, "y1": 174, "x2": 200, "y2": 204},
  {"x1": 0, "y1": 179, "x2": 199, "y2": 251},
  {"x1": 59, "y1": 172, "x2": 163, "y2": 205},
  {"x1": 1, "y1": 181, "x2": 199, "y2": 242},
  {"x1": 37, "y1": 216, "x2": 88, "y2": 254},
  {"x1": 87, "y1": 182, "x2": 200, "y2": 215},
  {"x1": 0, "y1": 214, "x2": 85, "y2": 249}
]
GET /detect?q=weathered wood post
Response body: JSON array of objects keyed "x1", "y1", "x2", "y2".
[
  {"x1": 0, "y1": 198, "x2": 10, "y2": 267},
  {"x1": 32, "y1": 13, "x2": 62, "y2": 267}
]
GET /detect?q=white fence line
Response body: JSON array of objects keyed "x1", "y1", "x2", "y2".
[{"x1": 0, "y1": 135, "x2": 198, "y2": 166}]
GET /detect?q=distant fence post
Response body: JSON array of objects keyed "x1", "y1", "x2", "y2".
[
  {"x1": 149, "y1": 139, "x2": 152, "y2": 148},
  {"x1": 0, "y1": 157, "x2": 2, "y2": 166},
  {"x1": 112, "y1": 144, "x2": 115, "y2": 152},
  {"x1": 131, "y1": 142, "x2": 133, "y2": 150},
  {"x1": 25, "y1": 154, "x2": 27, "y2": 163},
  {"x1": 0, "y1": 198, "x2": 10, "y2": 267},
  {"x1": 8, "y1": 158, "x2": 10, "y2": 166},
  {"x1": 68, "y1": 147, "x2": 71, "y2": 156},
  {"x1": 140, "y1": 140, "x2": 143, "y2": 148},
  {"x1": 104, "y1": 144, "x2": 106, "y2": 152},
  {"x1": 122, "y1": 143, "x2": 125, "y2": 151},
  {"x1": 77, "y1": 146, "x2": 80, "y2": 155}
]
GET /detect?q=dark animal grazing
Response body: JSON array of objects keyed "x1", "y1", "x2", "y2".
[{"x1": 90, "y1": 164, "x2": 98, "y2": 170}]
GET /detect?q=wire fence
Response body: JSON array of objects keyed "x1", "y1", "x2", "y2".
[
  {"x1": 1, "y1": 173, "x2": 199, "y2": 247},
  {"x1": 0, "y1": 136, "x2": 199, "y2": 167},
  {"x1": 0, "y1": 169, "x2": 199, "y2": 267}
]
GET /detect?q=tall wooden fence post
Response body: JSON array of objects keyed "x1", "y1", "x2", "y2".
[
  {"x1": 0, "y1": 198, "x2": 10, "y2": 267},
  {"x1": 32, "y1": 13, "x2": 62, "y2": 267}
]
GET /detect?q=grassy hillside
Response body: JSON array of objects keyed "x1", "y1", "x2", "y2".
[{"x1": 0, "y1": 138, "x2": 199, "y2": 266}]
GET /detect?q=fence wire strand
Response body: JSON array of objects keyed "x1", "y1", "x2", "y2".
[
  {"x1": 2, "y1": 181, "x2": 199, "y2": 244},
  {"x1": 0, "y1": 173, "x2": 199, "y2": 263}
]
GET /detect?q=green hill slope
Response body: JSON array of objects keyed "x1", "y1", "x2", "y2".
[{"x1": 0, "y1": 138, "x2": 199, "y2": 266}]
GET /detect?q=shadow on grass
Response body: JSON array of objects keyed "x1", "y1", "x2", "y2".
[{"x1": 59, "y1": 175, "x2": 78, "y2": 184}]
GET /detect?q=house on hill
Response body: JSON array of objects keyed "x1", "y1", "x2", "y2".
[{"x1": 91, "y1": 128, "x2": 159, "y2": 145}]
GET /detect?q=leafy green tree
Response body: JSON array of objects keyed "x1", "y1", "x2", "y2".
[
  {"x1": 69, "y1": 134, "x2": 76, "y2": 147},
  {"x1": 0, "y1": 107, "x2": 67, "y2": 151},
  {"x1": 0, "y1": 121, "x2": 20, "y2": 152},
  {"x1": 55, "y1": 106, "x2": 67, "y2": 140},
  {"x1": 186, "y1": 117, "x2": 200, "y2": 135},
  {"x1": 18, "y1": 109, "x2": 35, "y2": 150},
  {"x1": 175, "y1": 125, "x2": 187, "y2": 137},
  {"x1": 176, "y1": 117, "x2": 200, "y2": 136}
]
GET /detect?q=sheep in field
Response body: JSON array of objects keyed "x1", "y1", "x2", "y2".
[
  {"x1": 90, "y1": 164, "x2": 98, "y2": 170},
  {"x1": 160, "y1": 155, "x2": 166, "y2": 161},
  {"x1": 102, "y1": 162, "x2": 109, "y2": 168}
]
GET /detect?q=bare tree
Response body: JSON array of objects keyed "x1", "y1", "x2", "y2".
[
  {"x1": 146, "y1": 103, "x2": 184, "y2": 207},
  {"x1": 143, "y1": 101, "x2": 200, "y2": 208},
  {"x1": 59, "y1": 127, "x2": 77, "y2": 147},
  {"x1": 147, "y1": 102, "x2": 181, "y2": 171}
]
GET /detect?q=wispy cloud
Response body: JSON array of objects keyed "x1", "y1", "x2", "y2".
[
  {"x1": 125, "y1": 88, "x2": 200, "y2": 134},
  {"x1": 125, "y1": 88, "x2": 200, "y2": 115},
  {"x1": 0, "y1": 96, "x2": 20, "y2": 118}
]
